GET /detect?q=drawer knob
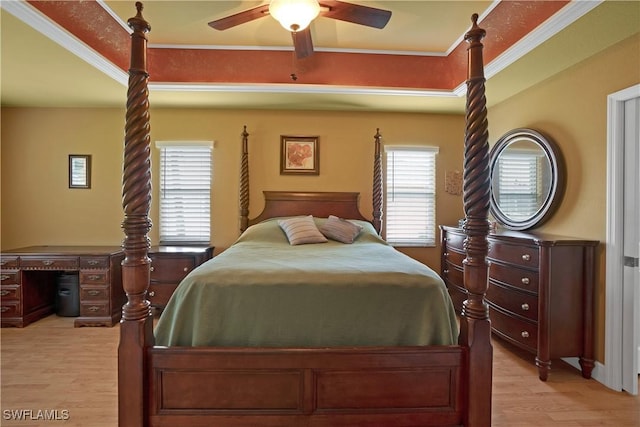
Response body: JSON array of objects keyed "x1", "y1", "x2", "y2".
[
  {"x1": 521, "y1": 277, "x2": 530, "y2": 285},
  {"x1": 42, "y1": 260, "x2": 54, "y2": 266},
  {"x1": 0, "y1": 306, "x2": 9, "y2": 313},
  {"x1": 88, "y1": 306, "x2": 100, "y2": 312},
  {"x1": 0, "y1": 275, "x2": 9, "y2": 281},
  {"x1": 521, "y1": 331, "x2": 530, "y2": 338},
  {"x1": 88, "y1": 260, "x2": 99, "y2": 266},
  {"x1": 183, "y1": 267, "x2": 189, "y2": 272},
  {"x1": 443, "y1": 269, "x2": 449, "y2": 274},
  {"x1": 150, "y1": 266, "x2": 155, "y2": 272},
  {"x1": 0, "y1": 290, "x2": 10, "y2": 297},
  {"x1": 521, "y1": 254, "x2": 531, "y2": 261},
  {"x1": 87, "y1": 290, "x2": 100, "y2": 296},
  {"x1": 521, "y1": 303, "x2": 530, "y2": 311},
  {"x1": 87, "y1": 275, "x2": 101, "y2": 281},
  {"x1": 148, "y1": 291, "x2": 155, "y2": 297}
]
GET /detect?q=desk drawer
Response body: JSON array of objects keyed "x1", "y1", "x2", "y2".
[
  {"x1": 80, "y1": 301, "x2": 109, "y2": 317},
  {"x1": 0, "y1": 257, "x2": 19, "y2": 269},
  {"x1": 20, "y1": 256, "x2": 78, "y2": 270},
  {"x1": 1, "y1": 272, "x2": 20, "y2": 286},
  {"x1": 0, "y1": 302, "x2": 20, "y2": 317},
  {"x1": 80, "y1": 285, "x2": 109, "y2": 301},
  {"x1": 0, "y1": 284, "x2": 21, "y2": 301},
  {"x1": 80, "y1": 256, "x2": 110, "y2": 269},
  {"x1": 80, "y1": 271, "x2": 108, "y2": 285}
]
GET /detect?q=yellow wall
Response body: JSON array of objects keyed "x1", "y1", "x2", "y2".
[
  {"x1": 487, "y1": 33, "x2": 640, "y2": 362},
  {"x1": 1, "y1": 108, "x2": 465, "y2": 267}
]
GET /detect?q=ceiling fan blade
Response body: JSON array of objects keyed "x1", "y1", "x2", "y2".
[
  {"x1": 320, "y1": 0, "x2": 391, "y2": 28},
  {"x1": 292, "y1": 28, "x2": 314, "y2": 59},
  {"x1": 208, "y1": 4, "x2": 271, "y2": 31},
  {"x1": 319, "y1": 0, "x2": 391, "y2": 29}
]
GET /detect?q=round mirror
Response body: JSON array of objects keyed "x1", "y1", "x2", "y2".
[{"x1": 489, "y1": 128, "x2": 564, "y2": 231}]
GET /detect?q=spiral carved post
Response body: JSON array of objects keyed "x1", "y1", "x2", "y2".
[
  {"x1": 460, "y1": 14, "x2": 492, "y2": 427},
  {"x1": 118, "y1": 3, "x2": 152, "y2": 427},
  {"x1": 239, "y1": 126, "x2": 250, "y2": 233},
  {"x1": 372, "y1": 128, "x2": 383, "y2": 234}
]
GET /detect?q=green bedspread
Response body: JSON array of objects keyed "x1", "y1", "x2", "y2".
[{"x1": 154, "y1": 218, "x2": 459, "y2": 347}]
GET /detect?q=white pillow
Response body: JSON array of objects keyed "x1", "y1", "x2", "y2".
[
  {"x1": 278, "y1": 215, "x2": 328, "y2": 245},
  {"x1": 319, "y1": 215, "x2": 363, "y2": 244}
]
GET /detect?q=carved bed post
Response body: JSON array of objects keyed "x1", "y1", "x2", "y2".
[
  {"x1": 460, "y1": 14, "x2": 492, "y2": 427},
  {"x1": 118, "y1": 3, "x2": 153, "y2": 427},
  {"x1": 372, "y1": 128, "x2": 383, "y2": 234},
  {"x1": 240, "y1": 126, "x2": 250, "y2": 233}
]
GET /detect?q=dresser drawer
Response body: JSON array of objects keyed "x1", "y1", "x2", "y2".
[
  {"x1": 80, "y1": 271, "x2": 108, "y2": 285},
  {"x1": 150, "y1": 257, "x2": 196, "y2": 282},
  {"x1": 488, "y1": 241, "x2": 538, "y2": 268},
  {"x1": 0, "y1": 284, "x2": 21, "y2": 301},
  {"x1": 0, "y1": 257, "x2": 19, "y2": 269},
  {"x1": 444, "y1": 231, "x2": 465, "y2": 252},
  {"x1": 0, "y1": 302, "x2": 21, "y2": 317},
  {"x1": 148, "y1": 283, "x2": 178, "y2": 307},
  {"x1": 80, "y1": 301, "x2": 109, "y2": 317},
  {"x1": 489, "y1": 262, "x2": 538, "y2": 293},
  {"x1": 443, "y1": 263, "x2": 464, "y2": 288},
  {"x1": 20, "y1": 256, "x2": 78, "y2": 270},
  {"x1": 489, "y1": 305, "x2": 537, "y2": 353},
  {"x1": 443, "y1": 249, "x2": 465, "y2": 269},
  {"x1": 487, "y1": 283, "x2": 538, "y2": 322},
  {"x1": 1, "y1": 272, "x2": 20, "y2": 286},
  {"x1": 80, "y1": 256, "x2": 110, "y2": 269},
  {"x1": 80, "y1": 285, "x2": 109, "y2": 301}
]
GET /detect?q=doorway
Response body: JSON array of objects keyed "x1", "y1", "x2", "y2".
[{"x1": 604, "y1": 84, "x2": 640, "y2": 395}]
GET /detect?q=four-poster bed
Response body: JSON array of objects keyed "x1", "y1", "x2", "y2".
[{"x1": 118, "y1": 2, "x2": 493, "y2": 426}]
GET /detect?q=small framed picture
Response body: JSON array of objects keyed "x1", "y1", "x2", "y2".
[
  {"x1": 280, "y1": 136, "x2": 319, "y2": 175},
  {"x1": 69, "y1": 154, "x2": 91, "y2": 189}
]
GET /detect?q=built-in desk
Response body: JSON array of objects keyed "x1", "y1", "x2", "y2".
[{"x1": 1, "y1": 246, "x2": 125, "y2": 327}]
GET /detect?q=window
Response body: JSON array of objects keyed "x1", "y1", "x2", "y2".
[
  {"x1": 494, "y1": 151, "x2": 542, "y2": 220},
  {"x1": 385, "y1": 146, "x2": 438, "y2": 247},
  {"x1": 156, "y1": 141, "x2": 213, "y2": 244}
]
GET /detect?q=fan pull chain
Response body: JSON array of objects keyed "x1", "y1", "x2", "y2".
[{"x1": 290, "y1": 42, "x2": 298, "y2": 81}]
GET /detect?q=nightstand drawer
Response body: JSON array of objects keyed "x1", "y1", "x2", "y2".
[
  {"x1": 80, "y1": 256, "x2": 110, "y2": 269},
  {"x1": 487, "y1": 283, "x2": 538, "y2": 322},
  {"x1": 150, "y1": 257, "x2": 196, "y2": 282},
  {"x1": 148, "y1": 283, "x2": 178, "y2": 307},
  {"x1": 489, "y1": 262, "x2": 538, "y2": 293}
]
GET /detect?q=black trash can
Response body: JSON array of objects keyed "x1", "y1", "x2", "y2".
[{"x1": 56, "y1": 272, "x2": 80, "y2": 317}]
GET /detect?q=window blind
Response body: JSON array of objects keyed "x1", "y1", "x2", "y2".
[
  {"x1": 385, "y1": 146, "x2": 438, "y2": 247},
  {"x1": 495, "y1": 152, "x2": 540, "y2": 220},
  {"x1": 156, "y1": 141, "x2": 212, "y2": 244}
]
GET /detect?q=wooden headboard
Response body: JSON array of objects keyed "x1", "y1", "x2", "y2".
[{"x1": 248, "y1": 191, "x2": 370, "y2": 227}]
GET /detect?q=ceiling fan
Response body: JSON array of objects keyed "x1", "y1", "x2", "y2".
[{"x1": 208, "y1": 0, "x2": 392, "y2": 59}]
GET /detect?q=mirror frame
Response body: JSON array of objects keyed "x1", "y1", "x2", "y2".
[{"x1": 489, "y1": 128, "x2": 564, "y2": 231}]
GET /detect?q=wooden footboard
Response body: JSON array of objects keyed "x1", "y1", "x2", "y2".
[{"x1": 148, "y1": 346, "x2": 466, "y2": 427}]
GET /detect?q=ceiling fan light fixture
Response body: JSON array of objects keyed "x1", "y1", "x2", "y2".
[{"x1": 269, "y1": 0, "x2": 320, "y2": 32}]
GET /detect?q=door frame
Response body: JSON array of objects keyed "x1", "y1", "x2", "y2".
[{"x1": 604, "y1": 83, "x2": 640, "y2": 393}]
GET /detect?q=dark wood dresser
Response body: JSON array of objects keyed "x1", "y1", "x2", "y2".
[
  {"x1": 148, "y1": 245, "x2": 213, "y2": 309},
  {"x1": 440, "y1": 225, "x2": 598, "y2": 381},
  {"x1": 0, "y1": 246, "x2": 125, "y2": 327}
]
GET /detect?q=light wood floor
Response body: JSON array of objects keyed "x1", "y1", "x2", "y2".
[{"x1": 1, "y1": 315, "x2": 638, "y2": 426}]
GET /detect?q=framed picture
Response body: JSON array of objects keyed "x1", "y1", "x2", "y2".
[
  {"x1": 280, "y1": 136, "x2": 319, "y2": 175},
  {"x1": 69, "y1": 154, "x2": 91, "y2": 189}
]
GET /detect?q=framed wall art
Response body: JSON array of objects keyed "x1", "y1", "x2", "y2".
[
  {"x1": 280, "y1": 135, "x2": 319, "y2": 175},
  {"x1": 69, "y1": 154, "x2": 92, "y2": 189}
]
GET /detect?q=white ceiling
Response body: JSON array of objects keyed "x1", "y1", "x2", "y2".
[{"x1": 1, "y1": 1, "x2": 638, "y2": 113}]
